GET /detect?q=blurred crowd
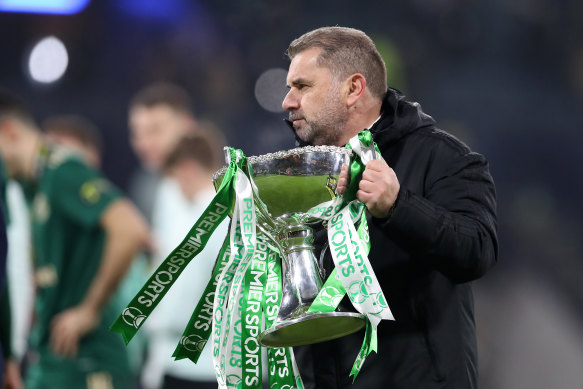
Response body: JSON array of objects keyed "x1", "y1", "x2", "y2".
[
  {"x1": 1, "y1": 83, "x2": 228, "y2": 389},
  {"x1": 1, "y1": 0, "x2": 583, "y2": 388}
]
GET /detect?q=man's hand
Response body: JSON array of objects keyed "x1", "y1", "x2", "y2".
[
  {"x1": 49, "y1": 304, "x2": 99, "y2": 357},
  {"x1": 337, "y1": 160, "x2": 400, "y2": 219},
  {"x1": 2, "y1": 358, "x2": 23, "y2": 389}
]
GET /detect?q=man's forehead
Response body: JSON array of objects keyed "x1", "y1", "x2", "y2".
[{"x1": 286, "y1": 47, "x2": 327, "y2": 84}]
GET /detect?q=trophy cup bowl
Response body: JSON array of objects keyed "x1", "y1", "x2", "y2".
[{"x1": 213, "y1": 145, "x2": 365, "y2": 347}]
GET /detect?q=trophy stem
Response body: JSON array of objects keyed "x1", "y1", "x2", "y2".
[
  {"x1": 258, "y1": 223, "x2": 365, "y2": 348},
  {"x1": 278, "y1": 248, "x2": 322, "y2": 321}
]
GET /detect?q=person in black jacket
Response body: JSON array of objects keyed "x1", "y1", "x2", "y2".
[{"x1": 282, "y1": 26, "x2": 497, "y2": 389}]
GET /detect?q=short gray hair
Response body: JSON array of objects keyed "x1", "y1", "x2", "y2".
[{"x1": 286, "y1": 27, "x2": 387, "y2": 100}]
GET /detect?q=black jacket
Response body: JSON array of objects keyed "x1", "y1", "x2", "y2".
[{"x1": 293, "y1": 88, "x2": 498, "y2": 388}]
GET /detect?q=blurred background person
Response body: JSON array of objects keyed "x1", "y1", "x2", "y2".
[
  {"x1": 43, "y1": 114, "x2": 151, "y2": 386},
  {"x1": 0, "y1": 190, "x2": 8, "y2": 383},
  {"x1": 127, "y1": 82, "x2": 197, "y2": 223},
  {"x1": 43, "y1": 115, "x2": 103, "y2": 169},
  {"x1": 140, "y1": 133, "x2": 228, "y2": 389},
  {"x1": 1, "y1": 128, "x2": 32, "y2": 389},
  {"x1": 0, "y1": 176, "x2": 24, "y2": 389},
  {"x1": 0, "y1": 90, "x2": 149, "y2": 389},
  {"x1": 126, "y1": 82, "x2": 229, "y2": 388}
]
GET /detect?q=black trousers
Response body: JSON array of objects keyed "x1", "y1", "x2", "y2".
[{"x1": 162, "y1": 374, "x2": 216, "y2": 389}]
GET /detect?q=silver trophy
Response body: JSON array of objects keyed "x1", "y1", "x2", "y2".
[{"x1": 213, "y1": 145, "x2": 365, "y2": 348}]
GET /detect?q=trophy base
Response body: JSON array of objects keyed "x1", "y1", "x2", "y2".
[{"x1": 257, "y1": 312, "x2": 365, "y2": 347}]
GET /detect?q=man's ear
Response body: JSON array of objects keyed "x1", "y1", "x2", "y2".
[{"x1": 346, "y1": 73, "x2": 366, "y2": 108}]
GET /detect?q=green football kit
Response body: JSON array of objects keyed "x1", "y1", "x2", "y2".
[{"x1": 24, "y1": 143, "x2": 132, "y2": 389}]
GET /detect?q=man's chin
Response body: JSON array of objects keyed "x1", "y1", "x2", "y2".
[{"x1": 294, "y1": 127, "x2": 311, "y2": 143}]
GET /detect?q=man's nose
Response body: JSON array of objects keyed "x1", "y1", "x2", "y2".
[{"x1": 282, "y1": 90, "x2": 298, "y2": 111}]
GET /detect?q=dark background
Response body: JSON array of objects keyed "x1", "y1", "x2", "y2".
[{"x1": 1, "y1": 1, "x2": 583, "y2": 387}]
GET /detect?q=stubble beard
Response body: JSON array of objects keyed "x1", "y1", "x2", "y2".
[{"x1": 292, "y1": 85, "x2": 349, "y2": 146}]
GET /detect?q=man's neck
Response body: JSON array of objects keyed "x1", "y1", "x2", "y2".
[
  {"x1": 20, "y1": 131, "x2": 42, "y2": 180},
  {"x1": 338, "y1": 100, "x2": 382, "y2": 146},
  {"x1": 183, "y1": 172, "x2": 215, "y2": 202}
]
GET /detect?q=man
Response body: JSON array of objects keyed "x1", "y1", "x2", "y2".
[
  {"x1": 1, "y1": 162, "x2": 25, "y2": 389},
  {"x1": 0, "y1": 192, "x2": 7, "y2": 383},
  {"x1": 0, "y1": 174, "x2": 7, "y2": 326},
  {"x1": 4, "y1": 115, "x2": 105, "y2": 370},
  {"x1": 141, "y1": 134, "x2": 227, "y2": 389},
  {"x1": 126, "y1": 83, "x2": 227, "y2": 389},
  {"x1": 0, "y1": 209, "x2": 23, "y2": 389},
  {"x1": 127, "y1": 82, "x2": 197, "y2": 222},
  {"x1": 43, "y1": 115, "x2": 104, "y2": 168},
  {"x1": 43, "y1": 114, "x2": 151, "y2": 382},
  {"x1": 1, "y1": 178, "x2": 24, "y2": 389},
  {"x1": 126, "y1": 83, "x2": 196, "y2": 389},
  {"x1": 282, "y1": 27, "x2": 497, "y2": 388},
  {"x1": 0, "y1": 90, "x2": 149, "y2": 389}
]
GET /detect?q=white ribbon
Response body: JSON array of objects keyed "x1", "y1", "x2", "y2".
[
  {"x1": 213, "y1": 167, "x2": 257, "y2": 388},
  {"x1": 328, "y1": 134, "x2": 394, "y2": 331}
]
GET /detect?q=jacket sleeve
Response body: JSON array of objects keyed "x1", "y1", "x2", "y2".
[{"x1": 373, "y1": 150, "x2": 498, "y2": 283}]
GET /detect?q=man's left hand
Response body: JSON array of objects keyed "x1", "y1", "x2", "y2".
[
  {"x1": 337, "y1": 159, "x2": 400, "y2": 219},
  {"x1": 49, "y1": 304, "x2": 99, "y2": 357}
]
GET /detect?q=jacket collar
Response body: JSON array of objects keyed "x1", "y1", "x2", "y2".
[{"x1": 285, "y1": 87, "x2": 435, "y2": 148}]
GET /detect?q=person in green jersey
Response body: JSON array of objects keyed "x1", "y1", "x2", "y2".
[
  {"x1": 43, "y1": 113, "x2": 150, "y2": 383},
  {"x1": 0, "y1": 90, "x2": 150, "y2": 389},
  {"x1": 43, "y1": 115, "x2": 103, "y2": 169}
]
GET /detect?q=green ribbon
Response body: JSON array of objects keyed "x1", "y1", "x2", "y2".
[
  {"x1": 343, "y1": 130, "x2": 379, "y2": 203},
  {"x1": 111, "y1": 133, "x2": 385, "y2": 386},
  {"x1": 349, "y1": 319, "x2": 377, "y2": 381},
  {"x1": 213, "y1": 222, "x2": 246, "y2": 386},
  {"x1": 110, "y1": 149, "x2": 241, "y2": 344},
  {"x1": 216, "y1": 153, "x2": 257, "y2": 387},
  {"x1": 263, "y1": 246, "x2": 300, "y2": 389},
  {"x1": 172, "y1": 234, "x2": 231, "y2": 362},
  {"x1": 308, "y1": 202, "x2": 369, "y2": 314},
  {"x1": 306, "y1": 130, "x2": 388, "y2": 380},
  {"x1": 241, "y1": 235, "x2": 267, "y2": 389}
]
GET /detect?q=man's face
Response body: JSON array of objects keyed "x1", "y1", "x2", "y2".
[
  {"x1": 0, "y1": 121, "x2": 23, "y2": 178},
  {"x1": 128, "y1": 104, "x2": 192, "y2": 172},
  {"x1": 46, "y1": 132, "x2": 100, "y2": 168},
  {"x1": 282, "y1": 47, "x2": 348, "y2": 146},
  {"x1": 167, "y1": 162, "x2": 196, "y2": 201}
]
